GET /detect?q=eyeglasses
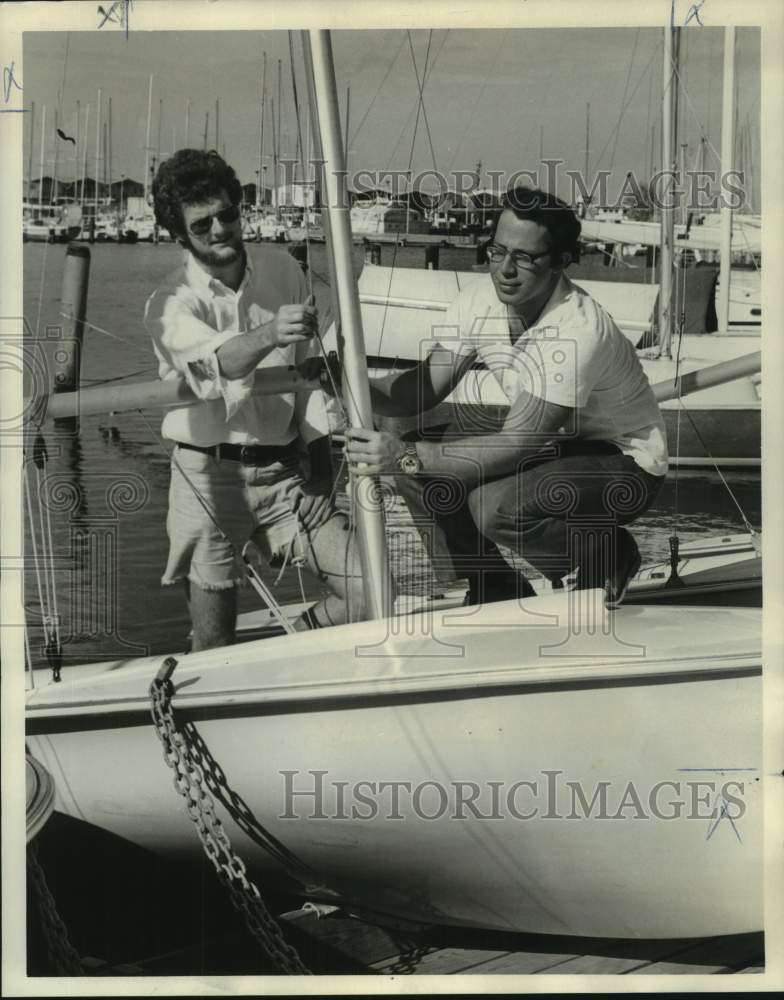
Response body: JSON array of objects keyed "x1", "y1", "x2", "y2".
[
  {"x1": 486, "y1": 241, "x2": 553, "y2": 269},
  {"x1": 188, "y1": 204, "x2": 241, "y2": 237}
]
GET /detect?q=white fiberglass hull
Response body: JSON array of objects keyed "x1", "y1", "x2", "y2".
[{"x1": 26, "y1": 594, "x2": 762, "y2": 939}]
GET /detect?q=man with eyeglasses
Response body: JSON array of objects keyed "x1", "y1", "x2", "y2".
[
  {"x1": 145, "y1": 149, "x2": 363, "y2": 650},
  {"x1": 337, "y1": 186, "x2": 667, "y2": 606}
]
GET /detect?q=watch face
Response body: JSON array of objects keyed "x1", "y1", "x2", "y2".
[{"x1": 399, "y1": 450, "x2": 421, "y2": 474}]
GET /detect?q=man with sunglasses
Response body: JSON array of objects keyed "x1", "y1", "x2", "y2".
[
  {"x1": 145, "y1": 149, "x2": 363, "y2": 650},
  {"x1": 338, "y1": 186, "x2": 667, "y2": 606}
]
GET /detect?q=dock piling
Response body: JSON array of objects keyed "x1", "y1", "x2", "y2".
[{"x1": 53, "y1": 244, "x2": 90, "y2": 423}]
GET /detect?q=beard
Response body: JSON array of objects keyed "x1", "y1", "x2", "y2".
[{"x1": 184, "y1": 232, "x2": 244, "y2": 269}]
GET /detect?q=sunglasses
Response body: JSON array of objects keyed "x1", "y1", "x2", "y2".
[{"x1": 187, "y1": 204, "x2": 241, "y2": 237}]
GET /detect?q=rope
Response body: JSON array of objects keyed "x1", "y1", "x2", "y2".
[
  {"x1": 674, "y1": 401, "x2": 759, "y2": 536},
  {"x1": 81, "y1": 365, "x2": 158, "y2": 386},
  {"x1": 59, "y1": 310, "x2": 157, "y2": 358}
]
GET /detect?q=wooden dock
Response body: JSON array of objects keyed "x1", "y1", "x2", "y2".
[{"x1": 277, "y1": 905, "x2": 764, "y2": 977}]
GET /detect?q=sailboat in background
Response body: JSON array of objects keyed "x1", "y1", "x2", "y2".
[
  {"x1": 25, "y1": 29, "x2": 762, "y2": 943},
  {"x1": 582, "y1": 26, "x2": 761, "y2": 466},
  {"x1": 351, "y1": 26, "x2": 760, "y2": 468}
]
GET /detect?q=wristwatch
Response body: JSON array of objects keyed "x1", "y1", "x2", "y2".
[{"x1": 397, "y1": 443, "x2": 422, "y2": 475}]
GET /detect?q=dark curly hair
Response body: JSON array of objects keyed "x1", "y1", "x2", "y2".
[
  {"x1": 151, "y1": 149, "x2": 243, "y2": 239},
  {"x1": 498, "y1": 186, "x2": 581, "y2": 264}
]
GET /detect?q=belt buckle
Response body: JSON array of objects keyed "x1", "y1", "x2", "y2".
[{"x1": 239, "y1": 445, "x2": 253, "y2": 465}]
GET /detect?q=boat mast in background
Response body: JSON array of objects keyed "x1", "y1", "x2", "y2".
[
  {"x1": 257, "y1": 51, "x2": 266, "y2": 211},
  {"x1": 38, "y1": 104, "x2": 46, "y2": 209},
  {"x1": 80, "y1": 104, "x2": 89, "y2": 208},
  {"x1": 584, "y1": 101, "x2": 590, "y2": 201},
  {"x1": 143, "y1": 74, "x2": 153, "y2": 204},
  {"x1": 27, "y1": 100, "x2": 35, "y2": 201},
  {"x1": 74, "y1": 103, "x2": 80, "y2": 201},
  {"x1": 51, "y1": 108, "x2": 59, "y2": 206},
  {"x1": 658, "y1": 24, "x2": 678, "y2": 357},
  {"x1": 717, "y1": 26, "x2": 736, "y2": 332},
  {"x1": 95, "y1": 88, "x2": 102, "y2": 211},
  {"x1": 307, "y1": 29, "x2": 392, "y2": 620},
  {"x1": 275, "y1": 58, "x2": 282, "y2": 222}
]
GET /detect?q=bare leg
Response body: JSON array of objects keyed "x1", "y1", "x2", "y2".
[
  {"x1": 184, "y1": 579, "x2": 238, "y2": 651},
  {"x1": 291, "y1": 512, "x2": 368, "y2": 628}
]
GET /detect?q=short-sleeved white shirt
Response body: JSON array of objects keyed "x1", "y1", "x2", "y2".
[
  {"x1": 145, "y1": 247, "x2": 330, "y2": 447},
  {"x1": 437, "y1": 272, "x2": 668, "y2": 476}
]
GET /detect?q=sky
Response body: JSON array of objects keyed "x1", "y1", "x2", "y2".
[{"x1": 20, "y1": 25, "x2": 761, "y2": 205}]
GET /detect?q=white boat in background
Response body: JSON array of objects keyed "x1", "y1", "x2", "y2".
[
  {"x1": 350, "y1": 263, "x2": 761, "y2": 467},
  {"x1": 23, "y1": 200, "x2": 82, "y2": 243},
  {"x1": 121, "y1": 212, "x2": 165, "y2": 242},
  {"x1": 77, "y1": 209, "x2": 122, "y2": 242},
  {"x1": 581, "y1": 213, "x2": 761, "y2": 261},
  {"x1": 24, "y1": 29, "x2": 763, "y2": 952},
  {"x1": 350, "y1": 196, "x2": 430, "y2": 237}
]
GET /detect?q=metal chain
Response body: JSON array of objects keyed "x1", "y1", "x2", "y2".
[
  {"x1": 27, "y1": 839, "x2": 84, "y2": 976},
  {"x1": 149, "y1": 660, "x2": 311, "y2": 975}
]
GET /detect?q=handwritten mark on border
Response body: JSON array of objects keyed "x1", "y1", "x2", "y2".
[
  {"x1": 671, "y1": 0, "x2": 707, "y2": 28},
  {"x1": 2, "y1": 62, "x2": 26, "y2": 114},
  {"x1": 97, "y1": 0, "x2": 132, "y2": 37}
]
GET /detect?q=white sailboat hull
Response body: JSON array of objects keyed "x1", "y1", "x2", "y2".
[{"x1": 26, "y1": 595, "x2": 762, "y2": 938}]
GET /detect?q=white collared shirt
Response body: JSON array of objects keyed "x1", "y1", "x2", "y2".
[
  {"x1": 145, "y1": 247, "x2": 331, "y2": 447},
  {"x1": 439, "y1": 272, "x2": 668, "y2": 476}
]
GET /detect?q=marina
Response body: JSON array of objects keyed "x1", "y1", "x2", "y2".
[{"x1": 5, "y1": 10, "x2": 778, "y2": 992}]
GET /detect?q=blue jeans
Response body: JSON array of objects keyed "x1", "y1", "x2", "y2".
[{"x1": 394, "y1": 436, "x2": 665, "y2": 594}]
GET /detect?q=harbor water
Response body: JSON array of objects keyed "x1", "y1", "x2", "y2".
[{"x1": 22, "y1": 240, "x2": 761, "y2": 671}]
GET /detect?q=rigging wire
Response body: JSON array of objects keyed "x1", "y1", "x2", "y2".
[
  {"x1": 673, "y1": 404, "x2": 759, "y2": 536},
  {"x1": 348, "y1": 33, "x2": 408, "y2": 148},
  {"x1": 382, "y1": 30, "x2": 449, "y2": 172},
  {"x1": 375, "y1": 30, "x2": 438, "y2": 362},
  {"x1": 608, "y1": 28, "x2": 641, "y2": 174},
  {"x1": 406, "y1": 31, "x2": 440, "y2": 179},
  {"x1": 59, "y1": 311, "x2": 157, "y2": 358},
  {"x1": 591, "y1": 39, "x2": 661, "y2": 175},
  {"x1": 445, "y1": 33, "x2": 504, "y2": 177}
]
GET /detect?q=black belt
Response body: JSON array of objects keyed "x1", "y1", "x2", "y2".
[{"x1": 176, "y1": 440, "x2": 298, "y2": 465}]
